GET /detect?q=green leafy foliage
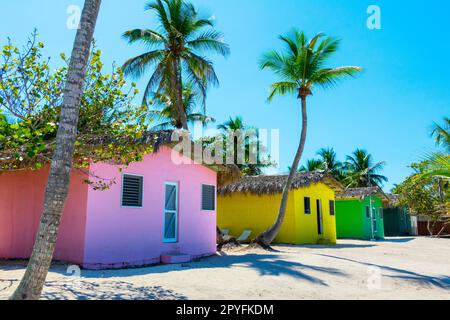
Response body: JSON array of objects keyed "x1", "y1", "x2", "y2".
[
  {"x1": 393, "y1": 161, "x2": 449, "y2": 220},
  {"x1": 0, "y1": 34, "x2": 152, "y2": 179}
]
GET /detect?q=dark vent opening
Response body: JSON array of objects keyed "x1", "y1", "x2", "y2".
[
  {"x1": 202, "y1": 185, "x2": 216, "y2": 211},
  {"x1": 122, "y1": 175, "x2": 143, "y2": 207}
]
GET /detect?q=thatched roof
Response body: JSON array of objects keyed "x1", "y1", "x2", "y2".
[
  {"x1": 336, "y1": 186, "x2": 389, "y2": 202},
  {"x1": 218, "y1": 171, "x2": 343, "y2": 196},
  {"x1": 384, "y1": 193, "x2": 402, "y2": 208}
]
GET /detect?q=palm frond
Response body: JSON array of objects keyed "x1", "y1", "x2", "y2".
[
  {"x1": 309, "y1": 66, "x2": 362, "y2": 89},
  {"x1": 187, "y1": 30, "x2": 230, "y2": 56},
  {"x1": 268, "y1": 81, "x2": 298, "y2": 101},
  {"x1": 122, "y1": 29, "x2": 166, "y2": 47},
  {"x1": 122, "y1": 50, "x2": 165, "y2": 79}
]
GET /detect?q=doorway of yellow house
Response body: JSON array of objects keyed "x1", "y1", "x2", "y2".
[{"x1": 316, "y1": 199, "x2": 324, "y2": 236}]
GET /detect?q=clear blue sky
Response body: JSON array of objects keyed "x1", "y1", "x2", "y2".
[{"x1": 1, "y1": 0, "x2": 449, "y2": 191}]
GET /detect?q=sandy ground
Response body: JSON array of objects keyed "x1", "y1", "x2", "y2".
[{"x1": 0, "y1": 237, "x2": 449, "y2": 300}]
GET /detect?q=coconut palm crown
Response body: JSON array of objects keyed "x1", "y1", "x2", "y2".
[
  {"x1": 343, "y1": 149, "x2": 388, "y2": 188},
  {"x1": 260, "y1": 30, "x2": 362, "y2": 101},
  {"x1": 122, "y1": 0, "x2": 229, "y2": 129}
]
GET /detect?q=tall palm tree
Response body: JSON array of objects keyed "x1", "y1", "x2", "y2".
[
  {"x1": 431, "y1": 117, "x2": 450, "y2": 152},
  {"x1": 217, "y1": 116, "x2": 270, "y2": 176},
  {"x1": 298, "y1": 159, "x2": 325, "y2": 172},
  {"x1": 11, "y1": 0, "x2": 102, "y2": 300},
  {"x1": 255, "y1": 30, "x2": 362, "y2": 247},
  {"x1": 148, "y1": 82, "x2": 215, "y2": 131},
  {"x1": 317, "y1": 147, "x2": 344, "y2": 180},
  {"x1": 343, "y1": 149, "x2": 388, "y2": 188},
  {"x1": 122, "y1": 0, "x2": 229, "y2": 130}
]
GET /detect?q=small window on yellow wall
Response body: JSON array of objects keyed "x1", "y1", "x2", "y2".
[
  {"x1": 304, "y1": 197, "x2": 311, "y2": 214},
  {"x1": 329, "y1": 200, "x2": 335, "y2": 216}
]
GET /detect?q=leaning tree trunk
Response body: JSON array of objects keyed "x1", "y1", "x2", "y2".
[
  {"x1": 10, "y1": 0, "x2": 101, "y2": 300},
  {"x1": 435, "y1": 221, "x2": 449, "y2": 238},
  {"x1": 172, "y1": 57, "x2": 188, "y2": 130},
  {"x1": 254, "y1": 95, "x2": 308, "y2": 248}
]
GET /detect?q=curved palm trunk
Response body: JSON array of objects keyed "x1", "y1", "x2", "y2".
[
  {"x1": 10, "y1": 0, "x2": 101, "y2": 300},
  {"x1": 172, "y1": 57, "x2": 188, "y2": 130},
  {"x1": 255, "y1": 95, "x2": 308, "y2": 247}
]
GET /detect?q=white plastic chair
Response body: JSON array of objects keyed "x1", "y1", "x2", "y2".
[{"x1": 237, "y1": 230, "x2": 252, "y2": 242}]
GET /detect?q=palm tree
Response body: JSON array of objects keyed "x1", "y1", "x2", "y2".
[
  {"x1": 11, "y1": 0, "x2": 102, "y2": 300},
  {"x1": 298, "y1": 159, "x2": 325, "y2": 172},
  {"x1": 343, "y1": 149, "x2": 388, "y2": 188},
  {"x1": 217, "y1": 116, "x2": 246, "y2": 132},
  {"x1": 149, "y1": 82, "x2": 215, "y2": 131},
  {"x1": 255, "y1": 30, "x2": 362, "y2": 247},
  {"x1": 431, "y1": 117, "x2": 450, "y2": 152},
  {"x1": 317, "y1": 147, "x2": 344, "y2": 180},
  {"x1": 421, "y1": 152, "x2": 450, "y2": 180},
  {"x1": 122, "y1": 0, "x2": 229, "y2": 130},
  {"x1": 217, "y1": 116, "x2": 271, "y2": 176}
]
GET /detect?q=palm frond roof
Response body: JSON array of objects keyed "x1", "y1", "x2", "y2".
[
  {"x1": 218, "y1": 171, "x2": 343, "y2": 195},
  {"x1": 336, "y1": 186, "x2": 389, "y2": 202}
]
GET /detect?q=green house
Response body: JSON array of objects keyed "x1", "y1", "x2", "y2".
[
  {"x1": 336, "y1": 187, "x2": 388, "y2": 240},
  {"x1": 383, "y1": 207, "x2": 412, "y2": 236},
  {"x1": 383, "y1": 195, "x2": 412, "y2": 236}
]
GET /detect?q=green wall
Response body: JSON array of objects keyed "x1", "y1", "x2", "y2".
[{"x1": 336, "y1": 196, "x2": 385, "y2": 240}]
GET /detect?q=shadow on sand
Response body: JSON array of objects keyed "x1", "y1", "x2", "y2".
[
  {"x1": 0, "y1": 277, "x2": 186, "y2": 300},
  {"x1": 41, "y1": 280, "x2": 187, "y2": 300},
  {"x1": 316, "y1": 254, "x2": 450, "y2": 289},
  {"x1": 295, "y1": 243, "x2": 377, "y2": 250},
  {"x1": 379, "y1": 237, "x2": 417, "y2": 243},
  {"x1": 70, "y1": 253, "x2": 347, "y2": 287}
]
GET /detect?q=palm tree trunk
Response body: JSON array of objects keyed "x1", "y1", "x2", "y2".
[
  {"x1": 172, "y1": 57, "x2": 188, "y2": 130},
  {"x1": 255, "y1": 95, "x2": 308, "y2": 247},
  {"x1": 10, "y1": 0, "x2": 101, "y2": 300}
]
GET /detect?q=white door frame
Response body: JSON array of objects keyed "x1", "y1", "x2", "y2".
[{"x1": 163, "y1": 182, "x2": 179, "y2": 243}]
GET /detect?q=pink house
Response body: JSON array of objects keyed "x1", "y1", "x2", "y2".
[{"x1": 0, "y1": 146, "x2": 218, "y2": 269}]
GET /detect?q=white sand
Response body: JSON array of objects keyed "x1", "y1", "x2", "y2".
[{"x1": 1, "y1": 237, "x2": 449, "y2": 300}]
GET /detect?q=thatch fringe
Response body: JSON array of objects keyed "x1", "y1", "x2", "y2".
[
  {"x1": 218, "y1": 171, "x2": 343, "y2": 196},
  {"x1": 336, "y1": 186, "x2": 389, "y2": 202}
]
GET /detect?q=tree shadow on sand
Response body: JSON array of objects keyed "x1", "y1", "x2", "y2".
[
  {"x1": 0, "y1": 277, "x2": 187, "y2": 300},
  {"x1": 293, "y1": 244, "x2": 377, "y2": 250},
  {"x1": 378, "y1": 237, "x2": 416, "y2": 243},
  {"x1": 73, "y1": 253, "x2": 347, "y2": 287},
  {"x1": 41, "y1": 280, "x2": 187, "y2": 300},
  {"x1": 316, "y1": 254, "x2": 450, "y2": 289}
]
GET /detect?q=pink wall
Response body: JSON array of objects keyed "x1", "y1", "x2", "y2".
[
  {"x1": 0, "y1": 167, "x2": 88, "y2": 264},
  {"x1": 83, "y1": 146, "x2": 217, "y2": 269}
]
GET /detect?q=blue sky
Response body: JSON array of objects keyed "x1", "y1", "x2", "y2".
[{"x1": 1, "y1": 0, "x2": 449, "y2": 190}]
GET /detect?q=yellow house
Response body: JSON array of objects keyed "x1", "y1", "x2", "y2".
[{"x1": 217, "y1": 172, "x2": 343, "y2": 245}]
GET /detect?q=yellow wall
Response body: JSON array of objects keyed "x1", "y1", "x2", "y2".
[{"x1": 217, "y1": 182, "x2": 337, "y2": 245}]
